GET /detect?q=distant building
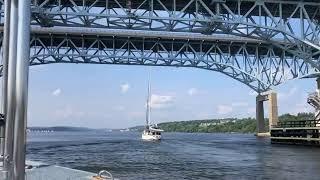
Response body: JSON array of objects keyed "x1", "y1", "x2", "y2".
[
  {"x1": 199, "y1": 122, "x2": 218, "y2": 127},
  {"x1": 199, "y1": 119, "x2": 236, "y2": 127}
]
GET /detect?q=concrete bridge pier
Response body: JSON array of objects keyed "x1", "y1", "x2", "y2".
[
  {"x1": 256, "y1": 92, "x2": 279, "y2": 136},
  {"x1": 268, "y1": 93, "x2": 279, "y2": 130},
  {"x1": 256, "y1": 95, "x2": 266, "y2": 133}
]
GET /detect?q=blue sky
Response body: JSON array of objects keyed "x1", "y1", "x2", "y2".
[{"x1": 26, "y1": 64, "x2": 315, "y2": 129}]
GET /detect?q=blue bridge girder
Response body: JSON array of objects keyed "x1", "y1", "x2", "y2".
[
  {"x1": 26, "y1": 0, "x2": 320, "y2": 61},
  {"x1": 0, "y1": 0, "x2": 319, "y2": 92},
  {"x1": 15, "y1": 27, "x2": 319, "y2": 92}
]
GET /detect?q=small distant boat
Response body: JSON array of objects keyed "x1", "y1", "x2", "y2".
[
  {"x1": 120, "y1": 128, "x2": 129, "y2": 132},
  {"x1": 141, "y1": 71, "x2": 164, "y2": 141}
]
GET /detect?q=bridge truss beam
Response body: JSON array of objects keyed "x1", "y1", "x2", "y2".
[
  {"x1": 27, "y1": 31, "x2": 315, "y2": 92},
  {"x1": 26, "y1": 0, "x2": 320, "y2": 66}
]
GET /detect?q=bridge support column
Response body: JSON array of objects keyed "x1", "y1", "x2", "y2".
[
  {"x1": 255, "y1": 92, "x2": 279, "y2": 135},
  {"x1": 268, "y1": 92, "x2": 279, "y2": 131},
  {"x1": 256, "y1": 95, "x2": 266, "y2": 133}
]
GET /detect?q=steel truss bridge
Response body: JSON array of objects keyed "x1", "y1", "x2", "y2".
[
  {"x1": 1, "y1": 0, "x2": 320, "y2": 92},
  {"x1": 1, "y1": 1, "x2": 320, "y2": 179}
]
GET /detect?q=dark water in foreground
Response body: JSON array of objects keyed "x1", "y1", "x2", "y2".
[{"x1": 27, "y1": 131, "x2": 320, "y2": 180}]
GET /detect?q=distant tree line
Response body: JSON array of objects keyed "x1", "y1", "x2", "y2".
[
  {"x1": 28, "y1": 126, "x2": 92, "y2": 132},
  {"x1": 154, "y1": 113, "x2": 314, "y2": 133}
]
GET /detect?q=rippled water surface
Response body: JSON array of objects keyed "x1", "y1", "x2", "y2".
[{"x1": 27, "y1": 131, "x2": 320, "y2": 179}]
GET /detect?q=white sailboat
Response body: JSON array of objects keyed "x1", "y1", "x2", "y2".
[{"x1": 141, "y1": 72, "x2": 164, "y2": 141}]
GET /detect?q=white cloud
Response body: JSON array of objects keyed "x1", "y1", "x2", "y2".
[
  {"x1": 150, "y1": 94, "x2": 174, "y2": 109},
  {"x1": 187, "y1": 88, "x2": 198, "y2": 96},
  {"x1": 217, "y1": 105, "x2": 233, "y2": 115},
  {"x1": 231, "y1": 102, "x2": 249, "y2": 107},
  {"x1": 52, "y1": 88, "x2": 61, "y2": 96},
  {"x1": 120, "y1": 83, "x2": 130, "y2": 93}
]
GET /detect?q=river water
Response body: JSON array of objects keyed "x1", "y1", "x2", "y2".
[{"x1": 27, "y1": 131, "x2": 320, "y2": 180}]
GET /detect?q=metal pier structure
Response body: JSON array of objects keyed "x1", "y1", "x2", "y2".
[
  {"x1": 270, "y1": 77, "x2": 320, "y2": 145},
  {"x1": 0, "y1": 0, "x2": 320, "y2": 179},
  {"x1": 270, "y1": 119, "x2": 320, "y2": 145}
]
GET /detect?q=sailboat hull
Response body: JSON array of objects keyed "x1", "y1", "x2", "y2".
[{"x1": 141, "y1": 132, "x2": 161, "y2": 141}]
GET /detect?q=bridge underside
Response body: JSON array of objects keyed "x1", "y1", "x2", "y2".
[
  {"x1": 0, "y1": 0, "x2": 319, "y2": 92},
  {"x1": 0, "y1": 27, "x2": 316, "y2": 93},
  {"x1": 30, "y1": 32, "x2": 315, "y2": 92},
  {"x1": 28, "y1": 0, "x2": 320, "y2": 58}
]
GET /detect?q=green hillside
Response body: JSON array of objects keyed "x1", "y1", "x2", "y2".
[{"x1": 131, "y1": 113, "x2": 314, "y2": 133}]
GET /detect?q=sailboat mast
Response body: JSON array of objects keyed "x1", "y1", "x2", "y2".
[{"x1": 145, "y1": 70, "x2": 151, "y2": 127}]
